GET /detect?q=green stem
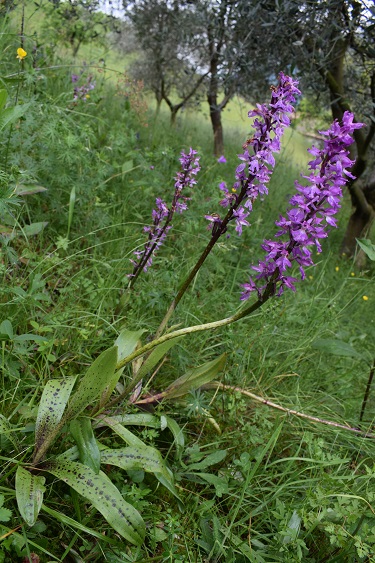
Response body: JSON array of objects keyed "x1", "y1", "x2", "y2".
[
  {"x1": 210, "y1": 383, "x2": 375, "y2": 439},
  {"x1": 154, "y1": 181, "x2": 252, "y2": 339},
  {"x1": 107, "y1": 294, "x2": 268, "y2": 411}
]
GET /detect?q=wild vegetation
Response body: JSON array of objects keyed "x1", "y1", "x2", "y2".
[{"x1": 0, "y1": 1, "x2": 374, "y2": 562}]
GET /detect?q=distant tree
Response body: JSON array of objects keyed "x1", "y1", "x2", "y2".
[
  {"x1": 123, "y1": 0, "x2": 269, "y2": 155},
  {"x1": 123, "y1": 1, "x2": 207, "y2": 124},
  {"x1": 42, "y1": 0, "x2": 115, "y2": 57}
]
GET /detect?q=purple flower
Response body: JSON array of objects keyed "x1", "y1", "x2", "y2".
[
  {"x1": 73, "y1": 75, "x2": 96, "y2": 101},
  {"x1": 217, "y1": 155, "x2": 227, "y2": 164},
  {"x1": 130, "y1": 148, "x2": 200, "y2": 280},
  {"x1": 232, "y1": 207, "x2": 250, "y2": 235},
  {"x1": 240, "y1": 111, "x2": 364, "y2": 301},
  {"x1": 206, "y1": 73, "x2": 301, "y2": 237}
]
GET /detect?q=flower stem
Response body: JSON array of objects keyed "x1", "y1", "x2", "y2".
[
  {"x1": 107, "y1": 292, "x2": 270, "y2": 411},
  {"x1": 209, "y1": 383, "x2": 375, "y2": 439},
  {"x1": 154, "y1": 180, "x2": 251, "y2": 339}
]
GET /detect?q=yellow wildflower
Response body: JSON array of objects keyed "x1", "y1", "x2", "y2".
[
  {"x1": 351, "y1": 272, "x2": 355, "y2": 277},
  {"x1": 335, "y1": 266, "x2": 339, "y2": 272},
  {"x1": 16, "y1": 47, "x2": 27, "y2": 61},
  {"x1": 362, "y1": 295, "x2": 369, "y2": 301}
]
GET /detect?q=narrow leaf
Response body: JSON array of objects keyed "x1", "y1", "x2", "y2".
[
  {"x1": 115, "y1": 329, "x2": 146, "y2": 363},
  {"x1": 23, "y1": 222, "x2": 48, "y2": 237},
  {"x1": 357, "y1": 238, "x2": 375, "y2": 261},
  {"x1": 35, "y1": 376, "x2": 77, "y2": 454},
  {"x1": 100, "y1": 445, "x2": 170, "y2": 479},
  {"x1": 94, "y1": 416, "x2": 146, "y2": 447},
  {"x1": 154, "y1": 473, "x2": 183, "y2": 505},
  {"x1": 0, "y1": 89, "x2": 7, "y2": 111},
  {"x1": 44, "y1": 459, "x2": 145, "y2": 545},
  {"x1": 163, "y1": 416, "x2": 185, "y2": 460},
  {"x1": 0, "y1": 414, "x2": 19, "y2": 450},
  {"x1": 70, "y1": 418, "x2": 100, "y2": 474},
  {"x1": 0, "y1": 320, "x2": 13, "y2": 339},
  {"x1": 95, "y1": 414, "x2": 185, "y2": 460},
  {"x1": 163, "y1": 354, "x2": 227, "y2": 399},
  {"x1": 135, "y1": 336, "x2": 185, "y2": 380},
  {"x1": 63, "y1": 346, "x2": 118, "y2": 423},
  {"x1": 41, "y1": 504, "x2": 124, "y2": 546},
  {"x1": 15, "y1": 184, "x2": 47, "y2": 196},
  {"x1": 0, "y1": 103, "x2": 31, "y2": 131},
  {"x1": 193, "y1": 472, "x2": 229, "y2": 497},
  {"x1": 67, "y1": 186, "x2": 76, "y2": 239},
  {"x1": 100, "y1": 446, "x2": 182, "y2": 503},
  {"x1": 100, "y1": 332, "x2": 145, "y2": 407},
  {"x1": 185, "y1": 449, "x2": 227, "y2": 471},
  {"x1": 16, "y1": 466, "x2": 46, "y2": 526},
  {"x1": 312, "y1": 339, "x2": 363, "y2": 359}
]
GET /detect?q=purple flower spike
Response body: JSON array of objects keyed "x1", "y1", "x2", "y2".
[
  {"x1": 241, "y1": 111, "x2": 364, "y2": 301},
  {"x1": 130, "y1": 148, "x2": 200, "y2": 281},
  {"x1": 217, "y1": 155, "x2": 227, "y2": 163},
  {"x1": 206, "y1": 73, "x2": 301, "y2": 237}
]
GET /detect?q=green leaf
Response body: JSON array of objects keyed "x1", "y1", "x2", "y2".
[
  {"x1": 100, "y1": 445, "x2": 182, "y2": 503},
  {"x1": 122, "y1": 160, "x2": 134, "y2": 174},
  {"x1": 357, "y1": 238, "x2": 375, "y2": 261},
  {"x1": 185, "y1": 449, "x2": 227, "y2": 471},
  {"x1": 312, "y1": 339, "x2": 364, "y2": 360},
  {"x1": 0, "y1": 103, "x2": 31, "y2": 131},
  {"x1": 100, "y1": 445, "x2": 169, "y2": 479},
  {"x1": 194, "y1": 473, "x2": 229, "y2": 497},
  {"x1": 41, "y1": 504, "x2": 125, "y2": 547},
  {"x1": 162, "y1": 354, "x2": 227, "y2": 399},
  {"x1": 34, "y1": 376, "x2": 77, "y2": 455},
  {"x1": 23, "y1": 222, "x2": 48, "y2": 237},
  {"x1": 115, "y1": 329, "x2": 146, "y2": 363},
  {"x1": 0, "y1": 413, "x2": 19, "y2": 450},
  {"x1": 107, "y1": 413, "x2": 162, "y2": 428},
  {"x1": 0, "y1": 89, "x2": 7, "y2": 111},
  {"x1": 15, "y1": 466, "x2": 46, "y2": 527},
  {"x1": 70, "y1": 418, "x2": 101, "y2": 474},
  {"x1": 283, "y1": 510, "x2": 301, "y2": 544},
  {"x1": 100, "y1": 331, "x2": 145, "y2": 407},
  {"x1": 95, "y1": 414, "x2": 185, "y2": 460},
  {"x1": 0, "y1": 505, "x2": 12, "y2": 522},
  {"x1": 14, "y1": 333, "x2": 47, "y2": 343},
  {"x1": 94, "y1": 415, "x2": 146, "y2": 447},
  {"x1": 67, "y1": 186, "x2": 76, "y2": 239},
  {"x1": 64, "y1": 346, "x2": 118, "y2": 423},
  {"x1": 0, "y1": 320, "x2": 13, "y2": 339},
  {"x1": 14, "y1": 184, "x2": 47, "y2": 196},
  {"x1": 163, "y1": 416, "x2": 185, "y2": 460},
  {"x1": 44, "y1": 459, "x2": 145, "y2": 546},
  {"x1": 154, "y1": 473, "x2": 183, "y2": 505},
  {"x1": 135, "y1": 336, "x2": 185, "y2": 380}
]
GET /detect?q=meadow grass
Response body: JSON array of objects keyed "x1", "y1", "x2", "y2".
[{"x1": 0, "y1": 8, "x2": 374, "y2": 562}]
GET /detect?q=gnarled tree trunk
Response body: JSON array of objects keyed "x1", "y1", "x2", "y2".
[{"x1": 324, "y1": 40, "x2": 375, "y2": 262}]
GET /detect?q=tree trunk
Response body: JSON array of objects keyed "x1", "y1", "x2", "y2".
[
  {"x1": 170, "y1": 107, "x2": 178, "y2": 126},
  {"x1": 324, "y1": 40, "x2": 375, "y2": 262},
  {"x1": 207, "y1": 54, "x2": 224, "y2": 156},
  {"x1": 340, "y1": 179, "x2": 375, "y2": 265},
  {"x1": 155, "y1": 96, "x2": 162, "y2": 117},
  {"x1": 209, "y1": 101, "x2": 224, "y2": 156}
]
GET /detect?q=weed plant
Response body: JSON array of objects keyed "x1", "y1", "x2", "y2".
[{"x1": 0, "y1": 9, "x2": 374, "y2": 563}]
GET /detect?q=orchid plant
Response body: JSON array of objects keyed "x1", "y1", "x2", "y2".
[{"x1": 12, "y1": 73, "x2": 366, "y2": 547}]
